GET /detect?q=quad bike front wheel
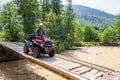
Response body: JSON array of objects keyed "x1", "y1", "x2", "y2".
[
  {"x1": 33, "y1": 47, "x2": 40, "y2": 58},
  {"x1": 23, "y1": 44, "x2": 29, "y2": 54},
  {"x1": 48, "y1": 49, "x2": 55, "y2": 57}
]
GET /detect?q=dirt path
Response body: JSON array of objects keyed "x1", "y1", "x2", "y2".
[{"x1": 60, "y1": 46, "x2": 120, "y2": 71}]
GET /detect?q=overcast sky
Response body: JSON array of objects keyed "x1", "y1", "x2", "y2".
[
  {"x1": 62, "y1": 0, "x2": 120, "y2": 15},
  {"x1": 0, "y1": 0, "x2": 120, "y2": 15},
  {"x1": 0, "y1": 0, "x2": 11, "y2": 6}
]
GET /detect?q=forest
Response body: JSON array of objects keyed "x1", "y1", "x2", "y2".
[{"x1": 0, "y1": 0, "x2": 120, "y2": 52}]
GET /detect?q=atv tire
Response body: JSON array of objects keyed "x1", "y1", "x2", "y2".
[
  {"x1": 33, "y1": 47, "x2": 40, "y2": 58},
  {"x1": 48, "y1": 49, "x2": 55, "y2": 57},
  {"x1": 23, "y1": 44, "x2": 29, "y2": 54}
]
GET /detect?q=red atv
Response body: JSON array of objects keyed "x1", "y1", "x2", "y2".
[{"x1": 23, "y1": 34, "x2": 55, "y2": 58}]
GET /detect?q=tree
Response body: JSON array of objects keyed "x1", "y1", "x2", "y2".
[
  {"x1": 83, "y1": 25, "x2": 100, "y2": 42},
  {"x1": 62, "y1": 0, "x2": 75, "y2": 47},
  {"x1": 51, "y1": 0, "x2": 62, "y2": 27},
  {"x1": 45, "y1": 11, "x2": 58, "y2": 39},
  {"x1": 0, "y1": 2, "x2": 22, "y2": 41},
  {"x1": 51, "y1": 0, "x2": 62, "y2": 16},
  {"x1": 114, "y1": 15, "x2": 120, "y2": 40},
  {"x1": 101, "y1": 27, "x2": 117, "y2": 43},
  {"x1": 40, "y1": 0, "x2": 51, "y2": 21},
  {"x1": 74, "y1": 24, "x2": 84, "y2": 42},
  {"x1": 14, "y1": 0, "x2": 40, "y2": 35}
]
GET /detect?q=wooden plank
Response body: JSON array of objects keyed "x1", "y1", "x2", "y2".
[
  {"x1": 89, "y1": 72, "x2": 104, "y2": 79},
  {"x1": 57, "y1": 63, "x2": 81, "y2": 70},
  {"x1": 40, "y1": 57, "x2": 63, "y2": 63},
  {"x1": 40, "y1": 56, "x2": 82, "y2": 70},
  {"x1": 55, "y1": 60, "x2": 79, "y2": 66},
  {"x1": 64, "y1": 65, "x2": 82, "y2": 70},
  {"x1": 71, "y1": 66, "x2": 92, "y2": 74},
  {"x1": 56, "y1": 54, "x2": 114, "y2": 72},
  {"x1": 81, "y1": 69, "x2": 98, "y2": 78},
  {"x1": 0, "y1": 42, "x2": 24, "y2": 55},
  {"x1": 41, "y1": 57, "x2": 81, "y2": 70},
  {"x1": 52, "y1": 60, "x2": 69, "y2": 65}
]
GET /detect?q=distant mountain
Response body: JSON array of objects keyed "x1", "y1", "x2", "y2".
[{"x1": 72, "y1": 5, "x2": 115, "y2": 29}]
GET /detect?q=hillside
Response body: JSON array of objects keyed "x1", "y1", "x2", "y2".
[{"x1": 73, "y1": 5, "x2": 115, "y2": 29}]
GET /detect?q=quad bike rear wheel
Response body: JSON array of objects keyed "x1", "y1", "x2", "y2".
[{"x1": 23, "y1": 44, "x2": 29, "y2": 54}]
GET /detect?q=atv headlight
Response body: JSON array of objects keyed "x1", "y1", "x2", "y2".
[
  {"x1": 52, "y1": 44, "x2": 55, "y2": 46},
  {"x1": 40, "y1": 43, "x2": 44, "y2": 47}
]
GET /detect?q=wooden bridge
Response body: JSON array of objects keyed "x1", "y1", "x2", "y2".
[{"x1": 0, "y1": 42, "x2": 114, "y2": 80}]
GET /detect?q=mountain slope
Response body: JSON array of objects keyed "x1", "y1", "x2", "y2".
[{"x1": 73, "y1": 5, "x2": 115, "y2": 29}]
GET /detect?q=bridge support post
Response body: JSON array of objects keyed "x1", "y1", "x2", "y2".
[{"x1": 0, "y1": 46, "x2": 21, "y2": 62}]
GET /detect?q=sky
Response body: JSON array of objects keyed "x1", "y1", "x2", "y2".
[
  {"x1": 0, "y1": 0, "x2": 11, "y2": 6},
  {"x1": 62, "y1": 0, "x2": 120, "y2": 15},
  {"x1": 0, "y1": 0, "x2": 120, "y2": 15}
]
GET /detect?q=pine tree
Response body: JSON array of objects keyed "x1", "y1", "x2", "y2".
[
  {"x1": 62, "y1": 0, "x2": 75, "y2": 47},
  {"x1": 51, "y1": 0, "x2": 62, "y2": 26},
  {"x1": 114, "y1": 15, "x2": 120, "y2": 40},
  {"x1": 1, "y1": 2, "x2": 22, "y2": 41},
  {"x1": 40, "y1": 0, "x2": 51, "y2": 21},
  {"x1": 51, "y1": 0, "x2": 62, "y2": 16},
  {"x1": 14, "y1": 0, "x2": 40, "y2": 35},
  {"x1": 45, "y1": 11, "x2": 57, "y2": 39}
]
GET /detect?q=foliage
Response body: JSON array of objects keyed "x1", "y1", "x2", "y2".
[
  {"x1": 0, "y1": 2, "x2": 23, "y2": 41},
  {"x1": 40, "y1": 0, "x2": 51, "y2": 21},
  {"x1": 114, "y1": 15, "x2": 120, "y2": 40},
  {"x1": 77, "y1": 15, "x2": 114, "y2": 30},
  {"x1": 0, "y1": 30, "x2": 6, "y2": 41},
  {"x1": 74, "y1": 24, "x2": 84, "y2": 42},
  {"x1": 44, "y1": 11, "x2": 58, "y2": 39},
  {"x1": 101, "y1": 27, "x2": 118, "y2": 43},
  {"x1": 74, "y1": 41, "x2": 100, "y2": 47},
  {"x1": 62, "y1": 0, "x2": 75, "y2": 47},
  {"x1": 83, "y1": 25, "x2": 100, "y2": 42},
  {"x1": 51, "y1": 0, "x2": 62, "y2": 16},
  {"x1": 14, "y1": 0, "x2": 40, "y2": 35}
]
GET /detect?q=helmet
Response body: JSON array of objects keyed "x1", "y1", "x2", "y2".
[{"x1": 39, "y1": 23, "x2": 44, "y2": 28}]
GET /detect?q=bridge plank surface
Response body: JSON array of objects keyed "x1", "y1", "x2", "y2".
[
  {"x1": 0, "y1": 42, "x2": 113, "y2": 80},
  {"x1": 0, "y1": 42, "x2": 87, "y2": 80}
]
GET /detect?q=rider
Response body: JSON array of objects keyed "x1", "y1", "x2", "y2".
[
  {"x1": 36, "y1": 23, "x2": 46, "y2": 38},
  {"x1": 28, "y1": 23, "x2": 46, "y2": 51}
]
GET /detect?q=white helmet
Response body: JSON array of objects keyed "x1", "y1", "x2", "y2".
[{"x1": 39, "y1": 23, "x2": 44, "y2": 27}]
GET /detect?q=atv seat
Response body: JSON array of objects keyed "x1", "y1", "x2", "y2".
[{"x1": 26, "y1": 34, "x2": 36, "y2": 41}]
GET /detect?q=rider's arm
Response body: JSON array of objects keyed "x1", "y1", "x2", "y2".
[
  {"x1": 43, "y1": 29, "x2": 46, "y2": 36},
  {"x1": 35, "y1": 28, "x2": 40, "y2": 36}
]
